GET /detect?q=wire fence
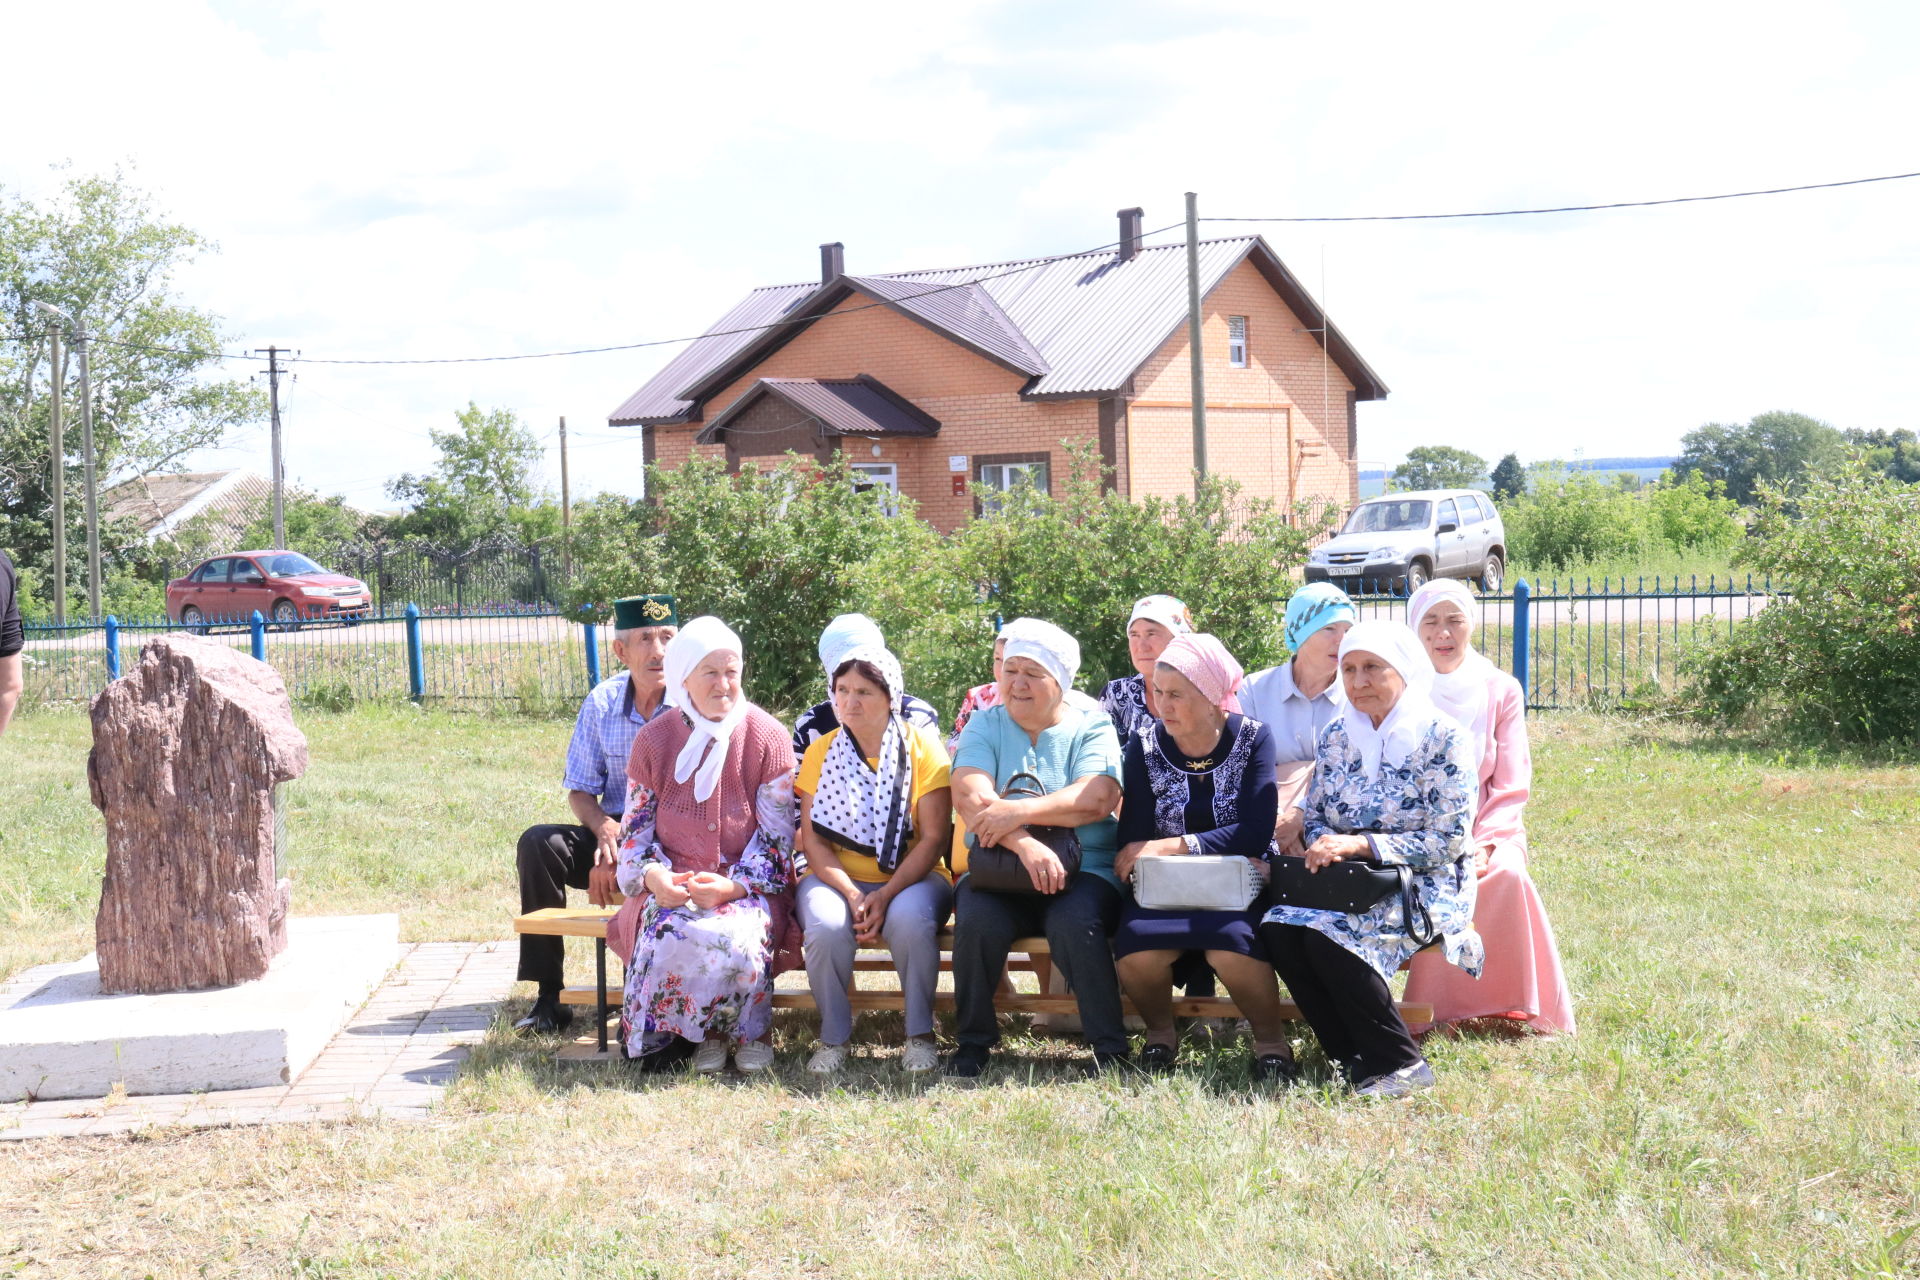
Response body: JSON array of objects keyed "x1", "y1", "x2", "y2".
[{"x1": 15, "y1": 575, "x2": 1785, "y2": 717}]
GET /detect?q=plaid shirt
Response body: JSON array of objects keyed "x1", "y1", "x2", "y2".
[{"x1": 562, "y1": 671, "x2": 668, "y2": 816}]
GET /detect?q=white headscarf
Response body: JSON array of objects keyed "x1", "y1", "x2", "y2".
[
  {"x1": 1000, "y1": 617, "x2": 1081, "y2": 693},
  {"x1": 663, "y1": 616, "x2": 751, "y2": 803},
  {"x1": 818, "y1": 613, "x2": 885, "y2": 685},
  {"x1": 1407, "y1": 580, "x2": 1494, "y2": 766},
  {"x1": 1336, "y1": 620, "x2": 1446, "y2": 781}
]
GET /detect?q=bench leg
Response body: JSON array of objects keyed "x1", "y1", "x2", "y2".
[{"x1": 595, "y1": 937, "x2": 609, "y2": 1056}]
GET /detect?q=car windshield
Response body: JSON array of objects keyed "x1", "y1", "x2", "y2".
[
  {"x1": 1342, "y1": 500, "x2": 1432, "y2": 534},
  {"x1": 260, "y1": 553, "x2": 325, "y2": 576}
]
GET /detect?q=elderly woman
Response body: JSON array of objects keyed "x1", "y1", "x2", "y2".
[
  {"x1": 794, "y1": 614, "x2": 940, "y2": 755},
  {"x1": 1098, "y1": 595, "x2": 1195, "y2": 738},
  {"x1": 1400, "y1": 581, "x2": 1575, "y2": 1036},
  {"x1": 1111, "y1": 634, "x2": 1297, "y2": 1080},
  {"x1": 947, "y1": 618, "x2": 1129, "y2": 1077},
  {"x1": 796, "y1": 644, "x2": 955, "y2": 1075},
  {"x1": 1260, "y1": 621, "x2": 1482, "y2": 1097},
  {"x1": 1240, "y1": 584, "x2": 1359, "y2": 854},
  {"x1": 615, "y1": 616, "x2": 799, "y2": 1072}
]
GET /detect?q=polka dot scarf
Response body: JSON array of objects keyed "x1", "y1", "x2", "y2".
[{"x1": 809, "y1": 645, "x2": 914, "y2": 872}]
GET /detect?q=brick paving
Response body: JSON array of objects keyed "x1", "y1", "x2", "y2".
[{"x1": 0, "y1": 940, "x2": 519, "y2": 1142}]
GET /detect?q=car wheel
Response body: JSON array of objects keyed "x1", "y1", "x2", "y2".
[
  {"x1": 1478, "y1": 554, "x2": 1505, "y2": 594},
  {"x1": 271, "y1": 599, "x2": 302, "y2": 632},
  {"x1": 1402, "y1": 560, "x2": 1431, "y2": 594},
  {"x1": 180, "y1": 605, "x2": 207, "y2": 635}
]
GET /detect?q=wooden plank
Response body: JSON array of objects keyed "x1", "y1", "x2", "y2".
[{"x1": 514, "y1": 906, "x2": 619, "y2": 938}]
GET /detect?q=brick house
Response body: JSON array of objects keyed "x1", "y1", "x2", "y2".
[{"x1": 608, "y1": 209, "x2": 1387, "y2": 531}]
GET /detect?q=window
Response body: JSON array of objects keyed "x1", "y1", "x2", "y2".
[
  {"x1": 1458, "y1": 494, "x2": 1486, "y2": 523},
  {"x1": 1227, "y1": 315, "x2": 1248, "y2": 368},
  {"x1": 1341, "y1": 500, "x2": 1431, "y2": 534},
  {"x1": 849, "y1": 462, "x2": 900, "y2": 516},
  {"x1": 260, "y1": 552, "x2": 324, "y2": 576},
  {"x1": 194, "y1": 559, "x2": 230, "y2": 584},
  {"x1": 231, "y1": 558, "x2": 265, "y2": 584},
  {"x1": 974, "y1": 453, "x2": 1051, "y2": 515},
  {"x1": 1437, "y1": 498, "x2": 1461, "y2": 530}
]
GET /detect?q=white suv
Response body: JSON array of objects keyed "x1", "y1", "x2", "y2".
[{"x1": 1304, "y1": 489, "x2": 1507, "y2": 594}]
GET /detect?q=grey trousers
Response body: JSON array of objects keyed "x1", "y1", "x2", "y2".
[{"x1": 799, "y1": 872, "x2": 954, "y2": 1043}]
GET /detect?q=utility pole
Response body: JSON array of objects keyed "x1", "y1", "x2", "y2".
[
  {"x1": 256, "y1": 346, "x2": 287, "y2": 547},
  {"x1": 47, "y1": 320, "x2": 68, "y2": 625},
  {"x1": 1185, "y1": 191, "x2": 1208, "y2": 496},
  {"x1": 558, "y1": 416, "x2": 572, "y2": 582},
  {"x1": 74, "y1": 318, "x2": 100, "y2": 618}
]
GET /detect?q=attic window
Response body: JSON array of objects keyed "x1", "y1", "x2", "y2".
[{"x1": 1228, "y1": 316, "x2": 1249, "y2": 368}]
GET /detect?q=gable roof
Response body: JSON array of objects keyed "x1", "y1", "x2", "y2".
[
  {"x1": 696, "y1": 376, "x2": 941, "y2": 445},
  {"x1": 101, "y1": 470, "x2": 273, "y2": 544},
  {"x1": 608, "y1": 235, "x2": 1387, "y2": 427}
]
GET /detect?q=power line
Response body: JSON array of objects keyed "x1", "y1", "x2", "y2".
[{"x1": 1201, "y1": 168, "x2": 1920, "y2": 224}]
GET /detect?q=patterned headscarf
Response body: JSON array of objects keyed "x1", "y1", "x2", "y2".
[
  {"x1": 1285, "y1": 583, "x2": 1359, "y2": 651},
  {"x1": 1128, "y1": 594, "x2": 1195, "y2": 637},
  {"x1": 1156, "y1": 633, "x2": 1245, "y2": 713}
]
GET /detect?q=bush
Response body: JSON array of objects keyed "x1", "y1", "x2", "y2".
[
  {"x1": 1681, "y1": 465, "x2": 1920, "y2": 743},
  {"x1": 1643, "y1": 470, "x2": 1743, "y2": 555},
  {"x1": 1501, "y1": 465, "x2": 1745, "y2": 573}
]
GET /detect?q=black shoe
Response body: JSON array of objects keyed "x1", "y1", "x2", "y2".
[
  {"x1": 513, "y1": 998, "x2": 574, "y2": 1036},
  {"x1": 634, "y1": 1035, "x2": 696, "y2": 1073},
  {"x1": 1087, "y1": 1049, "x2": 1134, "y2": 1076},
  {"x1": 944, "y1": 1046, "x2": 992, "y2": 1078},
  {"x1": 1138, "y1": 1042, "x2": 1178, "y2": 1074},
  {"x1": 1251, "y1": 1052, "x2": 1301, "y2": 1086},
  {"x1": 1353, "y1": 1060, "x2": 1436, "y2": 1098}
]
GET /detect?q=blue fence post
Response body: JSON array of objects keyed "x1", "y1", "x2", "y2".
[
  {"x1": 249, "y1": 610, "x2": 267, "y2": 662},
  {"x1": 582, "y1": 609, "x2": 602, "y2": 690},
  {"x1": 1512, "y1": 579, "x2": 1532, "y2": 709},
  {"x1": 404, "y1": 603, "x2": 425, "y2": 702},
  {"x1": 104, "y1": 616, "x2": 120, "y2": 682}
]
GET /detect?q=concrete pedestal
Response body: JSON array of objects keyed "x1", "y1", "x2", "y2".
[{"x1": 0, "y1": 915, "x2": 398, "y2": 1102}]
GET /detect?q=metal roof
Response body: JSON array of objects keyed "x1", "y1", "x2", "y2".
[
  {"x1": 608, "y1": 235, "x2": 1387, "y2": 427},
  {"x1": 695, "y1": 376, "x2": 941, "y2": 444}
]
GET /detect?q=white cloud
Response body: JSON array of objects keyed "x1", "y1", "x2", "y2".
[{"x1": 5, "y1": 0, "x2": 1916, "y2": 512}]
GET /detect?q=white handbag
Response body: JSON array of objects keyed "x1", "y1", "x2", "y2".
[{"x1": 1130, "y1": 854, "x2": 1262, "y2": 911}]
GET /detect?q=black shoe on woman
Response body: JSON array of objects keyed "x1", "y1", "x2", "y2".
[
  {"x1": 1250, "y1": 1052, "x2": 1301, "y2": 1085},
  {"x1": 1138, "y1": 1042, "x2": 1179, "y2": 1074}
]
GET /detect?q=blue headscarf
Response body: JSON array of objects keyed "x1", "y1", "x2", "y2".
[{"x1": 1284, "y1": 583, "x2": 1358, "y2": 652}]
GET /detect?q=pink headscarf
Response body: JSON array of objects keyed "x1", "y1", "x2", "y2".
[{"x1": 1155, "y1": 633, "x2": 1245, "y2": 713}]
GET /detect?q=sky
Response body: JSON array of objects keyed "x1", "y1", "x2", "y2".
[{"x1": 6, "y1": 0, "x2": 1917, "y2": 509}]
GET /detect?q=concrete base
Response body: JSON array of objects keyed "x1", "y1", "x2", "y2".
[{"x1": 0, "y1": 915, "x2": 398, "y2": 1101}]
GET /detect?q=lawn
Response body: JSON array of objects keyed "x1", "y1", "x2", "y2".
[{"x1": 1, "y1": 705, "x2": 1916, "y2": 1278}]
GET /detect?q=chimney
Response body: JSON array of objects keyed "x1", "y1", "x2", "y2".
[
  {"x1": 820, "y1": 241, "x2": 845, "y2": 283},
  {"x1": 1117, "y1": 207, "x2": 1144, "y2": 261}
]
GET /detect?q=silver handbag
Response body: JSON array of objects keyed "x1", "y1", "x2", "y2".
[{"x1": 1130, "y1": 854, "x2": 1262, "y2": 911}]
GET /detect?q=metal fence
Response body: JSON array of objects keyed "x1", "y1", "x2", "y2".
[{"x1": 16, "y1": 575, "x2": 1784, "y2": 716}]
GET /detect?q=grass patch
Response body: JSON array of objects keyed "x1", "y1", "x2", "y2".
[{"x1": 1, "y1": 711, "x2": 1917, "y2": 1278}]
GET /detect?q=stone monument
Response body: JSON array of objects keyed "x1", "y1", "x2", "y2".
[{"x1": 89, "y1": 634, "x2": 307, "y2": 992}]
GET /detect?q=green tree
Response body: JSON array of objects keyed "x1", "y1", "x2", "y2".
[
  {"x1": 1643, "y1": 470, "x2": 1742, "y2": 553},
  {"x1": 1391, "y1": 445, "x2": 1487, "y2": 492},
  {"x1": 1674, "y1": 411, "x2": 1845, "y2": 506},
  {"x1": 1489, "y1": 452, "x2": 1527, "y2": 502},
  {"x1": 385, "y1": 403, "x2": 558, "y2": 547},
  {"x1": 233, "y1": 487, "x2": 370, "y2": 551},
  {"x1": 1843, "y1": 427, "x2": 1920, "y2": 484},
  {"x1": 0, "y1": 169, "x2": 266, "y2": 612}
]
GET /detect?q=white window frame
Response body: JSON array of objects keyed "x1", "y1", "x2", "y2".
[
  {"x1": 1227, "y1": 315, "x2": 1249, "y2": 368},
  {"x1": 849, "y1": 461, "x2": 900, "y2": 515}
]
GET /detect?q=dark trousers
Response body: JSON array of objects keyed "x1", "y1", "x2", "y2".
[
  {"x1": 1261, "y1": 922, "x2": 1422, "y2": 1085},
  {"x1": 953, "y1": 873, "x2": 1127, "y2": 1056},
  {"x1": 516, "y1": 823, "x2": 599, "y2": 994}
]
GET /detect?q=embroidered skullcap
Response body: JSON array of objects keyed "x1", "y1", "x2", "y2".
[{"x1": 1128, "y1": 594, "x2": 1194, "y2": 637}]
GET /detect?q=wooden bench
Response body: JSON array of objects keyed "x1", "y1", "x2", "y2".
[{"x1": 513, "y1": 904, "x2": 1433, "y2": 1058}]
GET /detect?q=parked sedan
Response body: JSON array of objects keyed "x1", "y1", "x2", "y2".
[{"x1": 166, "y1": 551, "x2": 373, "y2": 630}]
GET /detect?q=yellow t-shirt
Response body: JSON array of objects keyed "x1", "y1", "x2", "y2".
[{"x1": 797, "y1": 723, "x2": 954, "y2": 884}]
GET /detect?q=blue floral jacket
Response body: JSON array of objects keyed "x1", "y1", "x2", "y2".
[{"x1": 1262, "y1": 713, "x2": 1484, "y2": 981}]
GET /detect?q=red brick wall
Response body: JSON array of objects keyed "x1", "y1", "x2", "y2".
[
  {"x1": 646, "y1": 292, "x2": 1099, "y2": 531},
  {"x1": 1127, "y1": 259, "x2": 1359, "y2": 509}
]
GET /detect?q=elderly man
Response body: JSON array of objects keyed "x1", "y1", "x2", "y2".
[
  {"x1": 792, "y1": 613, "x2": 940, "y2": 755},
  {"x1": 0, "y1": 550, "x2": 22, "y2": 737},
  {"x1": 514, "y1": 593, "x2": 678, "y2": 1033}
]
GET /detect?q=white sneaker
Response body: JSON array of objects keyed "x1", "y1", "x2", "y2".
[
  {"x1": 900, "y1": 1038, "x2": 940, "y2": 1074},
  {"x1": 807, "y1": 1044, "x2": 848, "y2": 1075},
  {"x1": 692, "y1": 1038, "x2": 730, "y2": 1073},
  {"x1": 734, "y1": 1041, "x2": 776, "y2": 1073}
]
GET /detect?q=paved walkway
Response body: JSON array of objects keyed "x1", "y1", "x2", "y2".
[{"x1": 0, "y1": 940, "x2": 518, "y2": 1142}]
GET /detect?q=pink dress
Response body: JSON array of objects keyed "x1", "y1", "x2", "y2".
[{"x1": 1402, "y1": 673, "x2": 1576, "y2": 1035}]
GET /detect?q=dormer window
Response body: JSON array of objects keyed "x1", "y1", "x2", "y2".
[{"x1": 1228, "y1": 315, "x2": 1249, "y2": 368}]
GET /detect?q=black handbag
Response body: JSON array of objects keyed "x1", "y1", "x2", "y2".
[
  {"x1": 966, "y1": 772, "x2": 1083, "y2": 895},
  {"x1": 1268, "y1": 855, "x2": 1438, "y2": 947}
]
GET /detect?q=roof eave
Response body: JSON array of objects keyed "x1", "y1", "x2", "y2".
[{"x1": 1243, "y1": 239, "x2": 1390, "y2": 401}]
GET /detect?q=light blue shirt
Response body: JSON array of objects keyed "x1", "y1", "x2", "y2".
[
  {"x1": 1239, "y1": 659, "x2": 1341, "y2": 763},
  {"x1": 561, "y1": 671, "x2": 668, "y2": 817},
  {"x1": 952, "y1": 702, "x2": 1124, "y2": 888}
]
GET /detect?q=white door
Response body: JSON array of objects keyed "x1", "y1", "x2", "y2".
[{"x1": 849, "y1": 462, "x2": 900, "y2": 515}]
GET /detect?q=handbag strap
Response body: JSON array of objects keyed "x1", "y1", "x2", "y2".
[
  {"x1": 1002, "y1": 771, "x2": 1048, "y2": 801},
  {"x1": 1397, "y1": 865, "x2": 1439, "y2": 948}
]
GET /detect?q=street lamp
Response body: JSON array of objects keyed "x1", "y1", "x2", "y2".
[{"x1": 33, "y1": 300, "x2": 100, "y2": 620}]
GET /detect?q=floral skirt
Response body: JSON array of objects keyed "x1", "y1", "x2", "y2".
[{"x1": 622, "y1": 894, "x2": 775, "y2": 1057}]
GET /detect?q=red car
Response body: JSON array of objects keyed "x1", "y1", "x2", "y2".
[{"x1": 166, "y1": 551, "x2": 373, "y2": 629}]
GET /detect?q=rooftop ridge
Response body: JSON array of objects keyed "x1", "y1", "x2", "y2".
[{"x1": 746, "y1": 235, "x2": 1260, "y2": 295}]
